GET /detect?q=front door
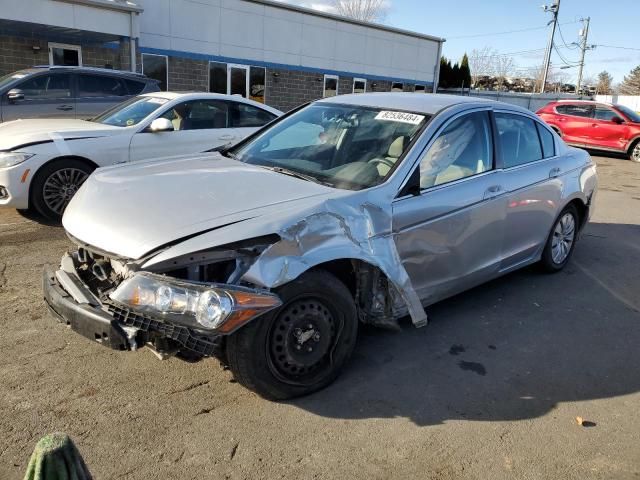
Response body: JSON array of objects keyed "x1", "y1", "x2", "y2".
[
  {"x1": 554, "y1": 103, "x2": 594, "y2": 145},
  {"x1": 392, "y1": 110, "x2": 506, "y2": 306},
  {"x1": 1, "y1": 72, "x2": 75, "y2": 121},
  {"x1": 585, "y1": 105, "x2": 629, "y2": 151},
  {"x1": 228, "y1": 65, "x2": 249, "y2": 98},
  {"x1": 129, "y1": 99, "x2": 237, "y2": 162}
]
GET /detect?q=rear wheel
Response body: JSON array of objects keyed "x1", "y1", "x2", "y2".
[
  {"x1": 31, "y1": 159, "x2": 94, "y2": 222},
  {"x1": 226, "y1": 271, "x2": 358, "y2": 400},
  {"x1": 540, "y1": 204, "x2": 579, "y2": 272},
  {"x1": 629, "y1": 140, "x2": 640, "y2": 163}
]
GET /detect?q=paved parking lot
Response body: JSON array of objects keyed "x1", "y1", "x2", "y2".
[{"x1": 0, "y1": 155, "x2": 638, "y2": 480}]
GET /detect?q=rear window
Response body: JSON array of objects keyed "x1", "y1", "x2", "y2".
[
  {"x1": 124, "y1": 79, "x2": 146, "y2": 95},
  {"x1": 555, "y1": 104, "x2": 593, "y2": 118},
  {"x1": 536, "y1": 122, "x2": 555, "y2": 158},
  {"x1": 495, "y1": 113, "x2": 543, "y2": 168}
]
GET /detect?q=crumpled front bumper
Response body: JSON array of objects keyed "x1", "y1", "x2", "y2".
[
  {"x1": 43, "y1": 265, "x2": 130, "y2": 350},
  {"x1": 42, "y1": 265, "x2": 224, "y2": 356}
]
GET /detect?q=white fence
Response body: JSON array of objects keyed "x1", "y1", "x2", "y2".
[
  {"x1": 439, "y1": 89, "x2": 592, "y2": 112},
  {"x1": 595, "y1": 95, "x2": 640, "y2": 112}
]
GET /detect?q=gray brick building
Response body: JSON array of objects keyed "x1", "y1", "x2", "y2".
[{"x1": 1, "y1": 0, "x2": 444, "y2": 112}]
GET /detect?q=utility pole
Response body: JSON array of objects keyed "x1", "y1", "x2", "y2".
[
  {"x1": 540, "y1": 0, "x2": 561, "y2": 93},
  {"x1": 575, "y1": 17, "x2": 595, "y2": 95}
]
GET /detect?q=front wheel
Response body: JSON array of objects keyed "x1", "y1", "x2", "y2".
[
  {"x1": 31, "y1": 159, "x2": 94, "y2": 222},
  {"x1": 226, "y1": 271, "x2": 358, "y2": 400},
  {"x1": 540, "y1": 204, "x2": 579, "y2": 272},
  {"x1": 629, "y1": 140, "x2": 640, "y2": 163}
]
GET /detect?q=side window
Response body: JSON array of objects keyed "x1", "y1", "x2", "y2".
[
  {"x1": 594, "y1": 106, "x2": 622, "y2": 122},
  {"x1": 16, "y1": 74, "x2": 71, "y2": 99},
  {"x1": 159, "y1": 100, "x2": 229, "y2": 131},
  {"x1": 555, "y1": 104, "x2": 593, "y2": 118},
  {"x1": 419, "y1": 111, "x2": 493, "y2": 189},
  {"x1": 230, "y1": 103, "x2": 276, "y2": 128},
  {"x1": 495, "y1": 113, "x2": 543, "y2": 168},
  {"x1": 124, "y1": 79, "x2": 146, "y2": 95},
  {"x1": 536, "y1": 122, "x2": 555, "y2": 158},
  {"x1": 78, "y1": 75, "x2": 125, "y2": 97}
]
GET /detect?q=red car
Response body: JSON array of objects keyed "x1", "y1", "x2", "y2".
[{"x1": 537, "y1": 101, "x2": 640, "y2": 162}]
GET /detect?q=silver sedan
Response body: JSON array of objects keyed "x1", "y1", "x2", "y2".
[{"x1": 44, "y1": 93, "x2": 597, "y2": 399}]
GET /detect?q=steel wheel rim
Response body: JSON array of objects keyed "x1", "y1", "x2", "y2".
[
  {"x1": 633, "y1": 144, "x2": 640, "y2": 162},
  {"x1": 267, "y1": 297, "x2": 338, "y2": 385},
  {"x1": 551, "y1": 213, "x2": 576, "y2": 264},
  {"x1": 42, "y1": 168, "x2": 88, "y2": 215}
]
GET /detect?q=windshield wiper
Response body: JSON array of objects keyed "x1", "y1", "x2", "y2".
[{"x1": 261, "y1": 166, "x2": 334, "y2": 187}]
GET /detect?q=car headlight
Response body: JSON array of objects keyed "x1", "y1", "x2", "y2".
[
  {"x1": 0, "y1": 152, "x2": 34, "y2": 168},
  {"x1": 109, "y1": 272, "x2": 281, "y2": 333}
]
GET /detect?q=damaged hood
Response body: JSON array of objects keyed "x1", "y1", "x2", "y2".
[
  {"x1": 62, "y1": 153, "x2": 340, "y2": 259},
  {"x1": 0, "y1": 119, "x2": 123, "y2": 150}
]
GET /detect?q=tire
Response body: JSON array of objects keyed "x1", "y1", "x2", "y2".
[
  {"x1": 226, "y1": 270, "x2": 358, "y2": 400},
  {"x1": 628, "y1": 140, "x2": 640, "y2": 163},
  {"x1": 31, "y1": 158, "x2": 94, "y2": 222},
  {"x1": 540, "y1": 204, "x2": 579, "y2": 273}
]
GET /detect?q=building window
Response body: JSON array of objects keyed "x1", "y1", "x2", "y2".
[
  {"x1": 391, "y1": 82, "x2": 404, "y2": 92},
  {"x1": 209, "y1": 61, "x2": 228, "y2": 94},
  {"x1": 249, "y1": 66, "x2": 266, "y2": 103},
  {"x1": 142, "y1": 53, "x2": 168, "y2": 91},
  {"x1": 48, "y1": 43, "x2": 82, "y2": 66},
  {"x1": 414, "y1": 84, "x2": 426, "y2": 93},
  {"x1": 324, "y1": 74, "x2": 338, "y2": 97},
  {"x1": 353, "y1": 78, "x2": 366, "y2": 94}
]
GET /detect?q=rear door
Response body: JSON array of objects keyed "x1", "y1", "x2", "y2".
[
  {"x1": 392, "y1": 109, "x2": 507, "y2": 306},
  {"x1": 129, "y1": 99, "x2": 233, "y2": 161},
  {"x1": 586, "y1": 105, "x2": 629, "y2": 151},
  {"x1": 496, "y1": 112, "x2": 563, "y2": 270},
  {"x1": 1, "y1": 72, "x2": 75, "y2": 121},
  {"x1": 228, "y1": 101, "x2": 278, "y2": 141},
  {"x1": 75, "y1": 73, "x2": 130, "y2": 119},
  {"x1": 554, "y1": 103, "x2": 594, "y2": 145}
]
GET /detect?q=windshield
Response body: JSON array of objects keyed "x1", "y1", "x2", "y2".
[
  {"x1": 92, "y1": 96, "x2": 170, "y2": 126},
  {"x1": 230, "y1": 103, "x2": 428, "y2": 190},
  {"x1": 615, "y1": 105, "x2": 640, "y2": 123},
  {"x1": 0, "y1": 70, "x2": 30, "y2": 91}
]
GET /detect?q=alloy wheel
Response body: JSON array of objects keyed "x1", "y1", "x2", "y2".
[
  {"x1": 632, "y1": 143, "x2": 640, "y2": 163},
  {"x1": 551, "y1": 213, "x2": 576, "y2": 264},
  {"x1": 42, "y1": 168, "x2": 89, "y2": 215}
]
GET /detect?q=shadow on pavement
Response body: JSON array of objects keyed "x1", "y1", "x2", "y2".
[{"x1": 293, "y1": 222, "x2": 640, "y2": 426}]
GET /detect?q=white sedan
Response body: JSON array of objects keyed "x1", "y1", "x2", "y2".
[{"x1": 0, "y1": 92, "x2": 281, "y2": 220}]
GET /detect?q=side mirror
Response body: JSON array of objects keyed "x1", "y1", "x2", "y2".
[
  {"x1": 148, "y1": 118, "x2": 174, "y2": 132},
  {"x1": 7, "y1": 89, "x2": 24, "y2": 103},
  {"x1": 611, "y1": 116, "x2": 624, "y2": 125}
]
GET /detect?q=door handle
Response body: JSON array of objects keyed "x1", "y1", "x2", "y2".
[
  {"x1": 549, "y1": 167, "x2": 561, "y2": 178},
  {"x1": 558, "y1": 117, "x2": 566, "y2": 122},
  {"x1": 591, "y1": 123, "x2": 598, "y2": 127},
  {"x1": 483, "y1": 185, "x2": 503, "y2": 199},
  {"x1": 56, "y1": 105, "x2": 73, "y2": 111},
  {"x1": 219, "y1": 134, "x2": 236, "y2": 140}
]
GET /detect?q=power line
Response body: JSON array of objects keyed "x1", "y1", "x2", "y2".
[
  {"x1": 595, "y1": 44, "x2": 640, "y2": 52},
  {"x1": 553, "y1": 42, "x2": 580, "y2": 66},
  {"x1": 555, "y1": 22, "x2": 579, "y2": 50},
  {"x1": 447, "y1": 20, "x2": 581, "y2": 40}
]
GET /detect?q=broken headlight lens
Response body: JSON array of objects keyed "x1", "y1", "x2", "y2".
[
  {"x1": 109, "y1": 272, "x2": 281, "y2": 333},
  {"x1": 0, "y1": 152, "x2": 34, "y2": 168}
]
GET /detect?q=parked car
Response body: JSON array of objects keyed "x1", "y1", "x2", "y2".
[
  {"x1": 537, "y1": 100, "x2": 640, "y2": 162},
  {"x1": 0, "y1": 92, "x2": 281, "y2": 219},
  {"x1": 44, "y1": 93, "x2": 597, "y2": 400},
  {"x1": 0, "y1": 66, "x2": 160, "y2": 122}
]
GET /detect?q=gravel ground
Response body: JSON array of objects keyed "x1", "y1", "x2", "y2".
[{"x1": 0, "y1": 155, "x2": 639, "y2": 480}]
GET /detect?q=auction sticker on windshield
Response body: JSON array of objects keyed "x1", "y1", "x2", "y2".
[{"x1": 375, "y1": 111, "x2": 425, "y2": 124}]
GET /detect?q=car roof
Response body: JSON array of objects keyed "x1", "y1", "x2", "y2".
[
  {"x1": 318, "y1": 92, "x2": 507, "y2": 115},
  {"x1": 139, "y1": 92, "x2": 283, "y2": 114}
]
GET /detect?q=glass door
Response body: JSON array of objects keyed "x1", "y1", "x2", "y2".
[{"x1": 228, "y1": 65, "x2": 249, "y2": 97}]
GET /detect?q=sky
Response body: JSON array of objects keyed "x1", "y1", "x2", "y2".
[{"x1": 279, "y1": 0, "x2": 640, "y2": 85}]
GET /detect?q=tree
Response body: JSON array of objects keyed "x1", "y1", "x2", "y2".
[
  {"x1": 439, "y1": 56, "x2": 453, "y2": 88},
  {"x1": 494, "y1": 55, "x2": 515, "y2": 90},
  {"x1": 459, "y1": 53, "x2": 472, "y2": 89},
  {"x1": 331, "y1": 0, "x2": 388, "y2": 22},
  {"x1": 451, "y1": 62, "x2": 461, "y2": 88},
  {"x1": 619, "y1": 65, "x2": 640, "y2": 95},
  {"x1": 596, "y1": 71, "x2": 614, "y2": 95},
  {"x1": 469, "y1": 47, "x2": 496, "y2": 87}
]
